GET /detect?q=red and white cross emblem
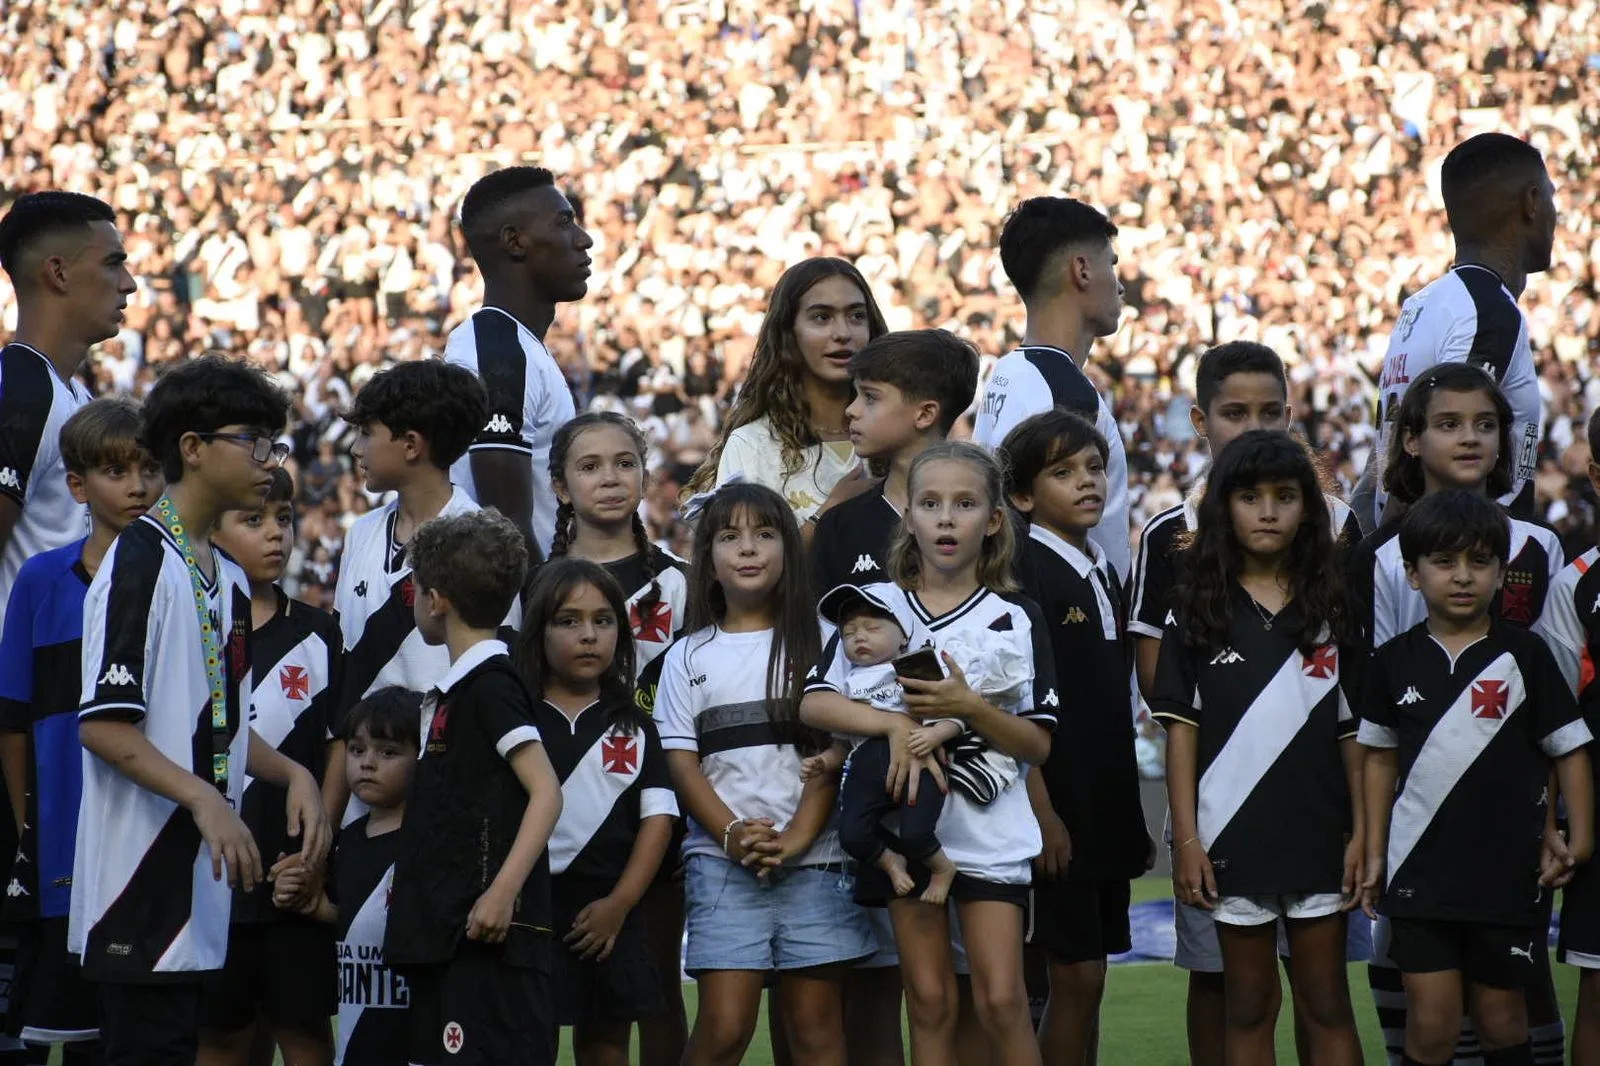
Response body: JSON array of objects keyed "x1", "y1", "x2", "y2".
[
  {"x1": 443, "y1": 1021, "x2": 464, "y2": 1054},
  {"x1": 279, "y1": 664, "x2": 309, "y2": 700},
  {"x1": 631, "y1": 599, "x2": 673, "y2": 644},
  {"x1": 1471, "y1": 679, "x2": 1509, "y2": 720},
  {"x1": 1302, "y1": 644, "x2": 1337, "y2": 680},
  {"x1": 602, "y1": 734, "x2": 638, "y2": 774}
]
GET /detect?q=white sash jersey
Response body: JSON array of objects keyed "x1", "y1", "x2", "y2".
[
  {"x1": 1373, "y1": 265, "x2": 1543, "y2": 521},
  {"x1": 654, "y1": 626, "x2": 844, "y2": 868},
  {"x1": 330, "y1": 817, "x2": 408, "y2": 1066},
  {"x1": 1150, "y1": 591, "x2": 1355, "y2": 896},
  {"x1": 601, "y1": 549, "x2": 689, "y2": 682},
  {"x1": 0, "y1": 343, "x2": 90, "y2": 634},
  {"x1": 805, "y1": 584, "x2": 1058, "y2": 885},
  {"x1": 444, "y1": 307, "x2": 576, "y2": 558},
  {"x1": 70, "y1": 517, "x2": 253, "y2": 979},
  {"x1": 974, "y1": 345, "x2": 1130, "y2": 582},
  {"x1": 1358, "y1": 622, "x2": 1590, "y2": 926}
]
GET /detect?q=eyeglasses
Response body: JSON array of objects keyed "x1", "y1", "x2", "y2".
[{"x1": 198, "y1": 432, "x2": 291, "y2": 465}]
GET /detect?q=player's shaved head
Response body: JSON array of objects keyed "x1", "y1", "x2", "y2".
[
  {"x1": 0, "y1": 191, "x2": 117, "y2": 289},
  {"x1": 1440, "y1": 134, "x2": 1550, "y2": 244},
  {"x1": 459, "y1": 166, "x2": 557, "y2": 264}
]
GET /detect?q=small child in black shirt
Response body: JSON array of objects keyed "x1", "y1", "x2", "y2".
[{"x1": 384, "y1": 509, "x2": 564, "y2": 1066}]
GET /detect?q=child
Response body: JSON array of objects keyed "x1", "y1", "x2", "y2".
[
  {"x1": 545, "y1": 411, "x2": 691, "y2": 1064},
  {"x1": 654, "y1": 481, "x2": 875, "y2": 1066},
  {"x1": 0, "y1": 398, "x2": 161, "y2": 1062},
  {"x1": 809, "y1": 328, "x2": 980, "y2": 594},
  {"x1": 516, "y1": 559, "x2": 678, "y2": 1066},
  {"x1": 1002, "y1": 409, "x2": 1151, "y2": 1066},
  {"x1": 273, "y1": 687, "x2": 420, "y2": 1066},
  {"x1": 1150, "y1": 429, "x2": 1364, "y2": 1064},
  {"x1": 200, "y1": 467, "x2": 342, "y2": 1066},
  {"x1": 331, "y1": 359, "x2": 513, "y2": 819},
  {"x1": 801, "y1": 441, "x2": 1057, "y2": 1066},
  {"x1": 384, "y1": 508, "x2": 563, "y2": 1066},
  {"x1": 1351, "y1": 363, "x2": 1567, "y2": 1065},
  {"x1": 70, "y1": 355, "x2": 330, "y2": 1066},
  {"x1": 813, "y1": 583, "x2": 962, "y2": 904},
  {"x1": 1359, "y1": 489, "x2": 1593, "y2": 1066}
]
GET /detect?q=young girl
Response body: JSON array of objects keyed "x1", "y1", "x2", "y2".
[
  {"x1": 1150, "y1": 430, "x2": 1363, "y2": 1066},
  {"x1": 800, "y1": 441, "x2": 1057, "y2": 1066},
  {"x1": 653, "y1": 481, "x2": 875, "y2": 1066},
  {"x1": 516, "y1": 559, "x2": 678, "y2": 1066}
]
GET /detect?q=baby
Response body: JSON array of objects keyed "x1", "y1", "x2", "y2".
[{"x1": 806, "y1": 585, "x2": 961, "y2": 905}]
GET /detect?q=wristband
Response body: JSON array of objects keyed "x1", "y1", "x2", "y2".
[{"x1": 721, "y1": 818, "x2": 742, "y2": 854}]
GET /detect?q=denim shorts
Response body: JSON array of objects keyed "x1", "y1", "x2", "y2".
[{"x1": 683, "y1": 854, "x2": 876, "y2": 975}]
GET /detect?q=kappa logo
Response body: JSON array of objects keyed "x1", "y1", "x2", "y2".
[
  {"x1": 602, "y1": 734, "x2": 639, "y2": 774},
  {"x1": 1040, "y1": 689, "x2": 1059, "y2": 708},
  {"x1": 1063, "y1": 607, "x2": 1087, "y2": 624},
  {"x1": 98, "y1": 663, "x2": 136, "y2": 687},
  {"x1": 443, "y1": 1020, "x2": 465, "y2": 1054},
  {"x1": 485, "y1": 414, "x2": 514, "y2": 435},
  {"x1": 1398, "y1": 686, "x2": 1426, "y2": 706},
  {"x1": 851, "y1": 554, "x2": 878, "y2": 574},
  {"x1": 1472, "y1": 679, "x2": 1509, "y2": 720},
  {"x1": 5, "y1": 878, "x2": 26, "y2": 898},
  {"x1": 1303, "y1": 644, "x2": 1337, "y2": 679},
  {"x1": 280, "y1": 664, "x2": 309, "y2": 701},
  {"x1": 354, "y1": 580, "x2": 369, "y2": 597},
  {"x1": 1164, "y1": 610, "x2": 1177, "y2": 626},
  {"x1": 0, "y1": 467, "x2": 17, "y2": 492},
  {"x1": 1209, "y1": 648, "x2": 1245, "y2": 665}
]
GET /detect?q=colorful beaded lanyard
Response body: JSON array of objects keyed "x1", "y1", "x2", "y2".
[{"x1": 153, "y1": 496, "x2": 232, "y2": 794}]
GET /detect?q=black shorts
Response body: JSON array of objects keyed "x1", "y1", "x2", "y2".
[
  {"x1": 1027, "y1": 879, "x2": 1133, "y2": 965},
  {"x1": 8, "y1": 918, "x2": 98, "y2": 1043},
  {"x1": 98, "y1": 981, "x2": 200, "y2": 1066},
  {"x1": 1561, "y1": 849, "x2": 1600, "y2": 968},
  {"x1": 1387, "y1": 916, "x2": 1540, "y2": 989},
  {"x1": 551, "y1": 878, "x2": 665, "y2": 1026},
  {"x1": 853, "y1": 859, "x2": 1030, "y2": 909},
  {"x1": 198, "y1": 919, "x2": 337, "y2": 1035},
  {"x1": 402, "y1": 947, "x2": 554, "y2": 1066}
]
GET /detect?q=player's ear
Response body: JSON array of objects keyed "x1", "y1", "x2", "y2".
[
  {"x1": 1008, "y1": 491, "x2": 1034, "y2": 515},
  {"x1": 1189, "y1": 405, "x2": 1208, "y2": 441},
  {"x1": 915, "y1": 400, "x2": 940, "y2": 433},
  {"x1": 1403, "y1": 561, "x2": 1421, "y2": 592},
  {"x1": 66, "y1": 470, "x2": 88, "y2": 505}
]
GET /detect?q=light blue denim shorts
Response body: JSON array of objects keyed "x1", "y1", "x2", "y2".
[{"x1": 683, "y1": 854, "x2": 876, "y2": 975}]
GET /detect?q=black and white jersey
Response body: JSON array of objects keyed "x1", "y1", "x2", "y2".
[
  {"x1": 974, "y1": 346, "x2": 1130, "y2": 582},
  {"x1": 1150, "y1": 589, "x2": 1355, "y2": 896},
  {"x1": 1019, "y1": 526, "x2": 1147, "y2": 880},
  {"x1": 1373, "y1": 265, "x2": 1543, "y2": 520},
  {"x1": 1128, "y1": 488, "x2": 1359, "y2": 641},
  {"x1": 70, "y1": 517, "x2": 253, "y2": 979},
  {"x1": 602, "y1": 550, "x2": 689, "y2": 680},
  {"x1": 1535, "y1": 547, "x2": 1600, "y2": 702},
  {"x1": 386, "y1": 640, "x2": 549, "y2": 970},
  {"x1": 0, "y1": 343, "x2": 90, "y2": 634},
  {"x1": 806, "y1": 583, "x2": 1058, "y2": 886},
  {"x1": 444, "y1": 307, "x2": 577, "y2": 558},
  {"x1": 533, "y1": 697, "x2": 677, "y2": 880},
  {"x1": 655, "y1": 626, "x2": 843, "y2": 868},
  {"x1": 1358, "y1": 622, "x2": 1591, "y2": 924},
  {"x1": 809, "y1": 487, "x2": 902, "y2": 598},
  {"x1": 235, "y1": 591, "x2": 340, "y2": 923},
  {"x1": 331, "y1": 817, "x2": 408, "y2": 1066}
]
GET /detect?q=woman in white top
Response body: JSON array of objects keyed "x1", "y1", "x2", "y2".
[{"x1": 684, "y1": 257, "x2": 888, "y2": 524}]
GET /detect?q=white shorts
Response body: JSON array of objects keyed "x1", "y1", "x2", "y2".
[{"x1": 1214, "y1": 893, "x2": 1345, "y2": 928}]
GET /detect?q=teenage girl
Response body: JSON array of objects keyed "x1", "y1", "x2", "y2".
[
  {"x1": 547, "y1": 411, "x2": 691, "y2": 1064},
  {"x1": 800, "y1": 441, "x2": 1058, "y2": 1066},
  {"x1": 654, "y1": 481, "x2": 875, "y2": 1066},
  {"x1": 517, "y1": 559, "x2": 678, "y2": 1066},
  {"x1": 1151, "y1": 430, "x2": 1364, "y2": 1066}
]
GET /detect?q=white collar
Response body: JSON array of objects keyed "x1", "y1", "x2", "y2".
[
  {"x1": 1028, "y1": 522, "x2": 1109, "y2": 580},
  {"x1": 434, "y1": 638, "x2": 509, "y2": 695}
]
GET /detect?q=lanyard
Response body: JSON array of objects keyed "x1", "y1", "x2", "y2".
[{"x1": 152, "y1": 497, "x2": 232, "y2": 794}]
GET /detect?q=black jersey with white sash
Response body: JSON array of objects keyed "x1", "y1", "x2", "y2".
[
  {"x1": 1150, "y1": 588, "x2": 1355, "y2": 896},
  {"x1": 1358, "y1": 622, "x2": 1590, "y2": 925},
  {"x1": 331, "y1": 817, "x2": 408, "y2": 1066},
  {"x1": 602, "y1": 549, "x2": 688, "y2": 680}
]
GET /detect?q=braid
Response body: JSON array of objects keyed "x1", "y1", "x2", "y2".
[
  {"x1": 631, "y1": 512, "x2": 663, "y2": 628},
  {"x1": 550, "y1": 499, "x2": 575, "y2": 558}
]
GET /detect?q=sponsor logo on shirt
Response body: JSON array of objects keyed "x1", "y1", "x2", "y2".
[
  {"x1": 0, "y1": 467, "x2": 18, "y2": 492},
  {"x1": 337, "y1": 941, "x2": 409, "y2": 1007},
  {"x1": 485, "y1": 414, "x2": 514, "y2": 435},
  {"x1": 5, "y1": 878, "x2": 27, "y2": 898},
  {"x1": 851, "y1": 554, "x2": 878, "y2": 574},
  {"x1": 1398, "y1": 686, "x2": 1425, "y2": 706},
  {"x1": 688, "y1": 674, "x2": 708, "y2": 688},
  {"x1": 1040, "y1": 689, "x2": 1059, "y2": 708},
  {"x1": 1063, "y1": 607, "x2": 1087, "y2": 624},
  {"x1": 1209, "y1": 648, "x2": 1245, "y2": 665},
  {"x1": 98, "y1": 663, "x2": 136, "y2": 687},
  {"x1": 280, "y1": 665, "x2": 309, "y2": 700},
  {"x1": 601, "y1": 734, "x2": 638, "y2": 774},
  {"x1": 1471, "y1": 679, "x2": 1508, "y2": 720},
  {"x1": 980, "y1": 391, "x2": 1005, "y2": 418},
  {"x1": 354, "y1": 581, "x2": 369, "y2": 597}
]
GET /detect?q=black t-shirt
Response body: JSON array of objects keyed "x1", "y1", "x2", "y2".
[
  {"x1": 385, "y1": 644, "x2": 551, "y2": 970},
  {"x1": 809, "y1": 487, "x2": 902, "y2": 600},
  {"x1": 332, "y1": 816, "x2": 409, "y2": 1066}
]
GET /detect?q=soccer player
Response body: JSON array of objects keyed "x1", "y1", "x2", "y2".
[
  {"x1": 70, "y1": 355, "x2": 329, "y2": 1066},
  {"x1": 446, "y1": 166, "x2": 593, "y2": 561},
  {"x1": 1357, "y1": 133, "x2": 1557, "y2": 530},
  {"x1": 972, "y1": 197, "x2": 1130, "y2": 582},
  {"x1": 0, "y1": 398, "x2": 161, "y2": 1062}
]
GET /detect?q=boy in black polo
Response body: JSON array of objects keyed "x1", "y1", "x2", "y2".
[
  {"x1": 1003, "y1": 409, "x2": 1151, "y2": 1065},
  {"x1": 385, "y1": 509, "x2": 563, "y2": 1066},
  {"x1": 1360, "y1": 490, "x2": 1593, "y2": 1066}
]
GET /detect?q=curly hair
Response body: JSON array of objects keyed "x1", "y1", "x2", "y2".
[
  {"x1": 409, "y1": 508, "x2": 528, "y2": 629},
  {"x1": 515, "y1": 558, "x2": 644, "y2": 733},
  {"x1": 141, "y1": 353, "x2": 290, "y2": 483},
  {"x1": 344, "y1": 360, "x2": 490, "y2": 470},
  {"x1": 887, "y1": 441, "x2": 1019, "y2": 593},
  {"x1": 682, "y1": 258, "x2": 887, "y2": 498},
  {"x1": 1174, "y1": 430, "x2": 1346, "y2": 654}
]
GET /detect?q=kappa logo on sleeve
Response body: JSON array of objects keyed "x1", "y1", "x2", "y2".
[
  {"x1": 98, "y1": 663, "x2": 136, "y2": 687},
  {"x1": 0, "y1": 468, "x2": 18, "y2": 492},
  {"x1": 485, "y1": 414, "x2": 514, "y2": 435}
]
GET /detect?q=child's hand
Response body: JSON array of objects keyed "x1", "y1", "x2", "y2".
[
  {"x1": 900, "y1": 653, "x2": 984, "y2": 721},
  {"x1": 270, "y1": 855, "x2": 308, "y2": 911},
  {"x1": 192, "y1": 790, "x2": 263, "y2": 890},
  {"x1": 724, "y1": 818, "x2": 778, "y2": 867},
  {"x1": 800, "y1": 745, "x2": 846, "y2": 782},
  {"x1": 747, "y1": 828, "x2": 813, "y2": 881},
  {"x1": 1360, "y1": 851, "x2": 1385, "y2": 919},
  {"x1": 284, "y1": 766, "x2": 331, "y2": 872},
  {"x1": 1034, "y1": 810, "x2": 1072, "y2": 881},
  {"x1": 1541, "y1": 827, "x2": 1578, "y2": 888},
  {"x1": 800, "y1": 754, "x2": 828, "y2": 782},
  {"x1": 1172, "y1": 838, "x2": 1217, "y2": 911},
  {"x1": 901, "y1": 754, "x2": 948, "y2": 809},
  {"x1": 566, "y1": 895, "x2": 629, "y2": 961},
  {"x1": 1340, "y1": 836, "x2": 1364, "y2": 912},
  {"x1": 466, "y1": 885, "x2": 516, "y2": 943}
]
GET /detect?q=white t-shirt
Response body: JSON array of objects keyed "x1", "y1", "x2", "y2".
[{"x1": 715, "y1": 416, "x2": 856, "y2": 523}]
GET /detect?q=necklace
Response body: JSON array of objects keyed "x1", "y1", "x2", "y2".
[{"x1": 1245, "y1": 590, "x2": 1282, "y2": 631}]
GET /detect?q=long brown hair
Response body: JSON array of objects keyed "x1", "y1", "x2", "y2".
[
  {"x1": 887, "y1": 442, "x2": 1019, "y2": 594},
  {"x1": 683, "y1": 258, "x2": 888, "y2": 497}
]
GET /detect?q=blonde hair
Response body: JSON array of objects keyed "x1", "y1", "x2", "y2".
[{"x1": 887, "y1": 441, "x2": 1019, "y2": 593}]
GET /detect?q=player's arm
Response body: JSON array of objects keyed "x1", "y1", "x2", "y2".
[
  {"x1": 1557, "y1": 749, "x2": 1594, "y2": 866},
  {"x1": 470, "y1": 451, "x2": 539, "y2": 563},
  {"x1": 469, "y1": 737, "x2": 563, "y2": 943},
  {"x1": 246, "y1": 730, "x2": 331, "y2": 870}
]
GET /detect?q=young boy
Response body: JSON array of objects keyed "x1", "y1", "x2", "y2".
[
  {"x1": 385, "y1": 509, "x2": 563, "y2": 1065},
  {"x1": 70, "y1": 354, "x2": 330, "y2": 1066},
  {"x1": 199, "y1": 468, "x2": 342, "y2": 1066},
  {"x1": 332, "y1": 359, "x2": 511, "y2": 818},
  {"x1": 1360, "y1": 489, "x2": 1593, "y2": 1066},
  {"x1": 0, "y1": 399, "x2": 161, "y2": 1061},
  {"x1": 812, "y1": 584, "x2": 961, "y2": 904},
  {"x1": 808, "y1": 328, "x2": 980, "y2": 596},
  {"x1": 1003, "y1": 409, "x2": 1151, "y2": 1066},
  {"x1": 274, "y1": 687, "x2": 422, "y2": 1066}
]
